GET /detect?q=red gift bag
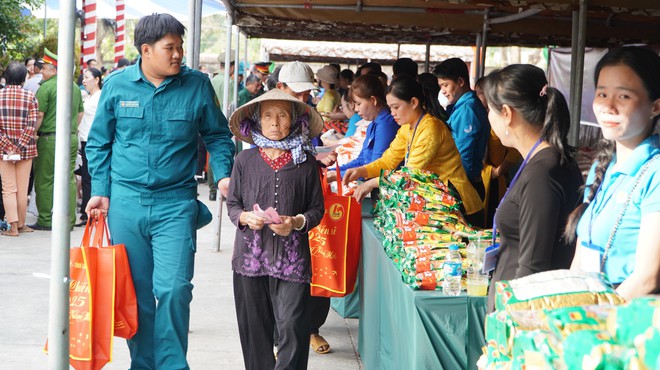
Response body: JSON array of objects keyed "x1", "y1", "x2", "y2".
[
  {"x1": 309, "y1": 169, "x2": 362, "y2": 297},
  {"x1": 46, "y1": 214, "x2": 138, "y2": 370}
]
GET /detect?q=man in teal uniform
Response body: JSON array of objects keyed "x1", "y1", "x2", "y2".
[
  {"x1": 31, "y1": 47, "x2": 84, "y2": 230},
  {"x1": 85, "y1": 14, "x2": 234, "y2": 369}
]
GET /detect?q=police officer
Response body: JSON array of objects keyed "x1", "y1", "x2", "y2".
[{"x1": 86, "y1": 13, "x2": 235, "y2": 369}]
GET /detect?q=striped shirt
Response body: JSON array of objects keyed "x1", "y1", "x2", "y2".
[{"x1": 0, "y1": 85, "x2": 38, "y2": 160}]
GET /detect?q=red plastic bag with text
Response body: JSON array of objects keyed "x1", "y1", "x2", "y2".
[{"x1": 309, "y1": 169, "x2": 361, "y2": 297}]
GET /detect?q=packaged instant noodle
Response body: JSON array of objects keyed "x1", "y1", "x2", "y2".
[
  {"x1": 634, "y1": 327, "x2": 660, "y2": 369},
  {"x1": 545, "y1": 305, "x2": 614, "y2": 339},
  {"x1": 563, "y1": 330, "x2": 647, "y2": 370},
  {"x1": 495, "y1": 270, "x2": 625, "y2": 312},
  {"x1": 485, "y1": 309, "x2": 549, "y2": 357},
  {"x1": 608, "y1": 296, "x2": 660, "y2": 347},
  {"x1": 563, "y1": 330, "x2": 619, "y2": 370}
]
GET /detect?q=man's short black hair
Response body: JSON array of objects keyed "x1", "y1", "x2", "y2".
[
  {"x1": 393, "y1": 57, "x2": 418, "y2": 79},
  {"x1": 133, "y1": 13, "x2": 186, "y2": 55},
  {"x1": 4, "y1": 61, "x2": 28, "y2": 86},
  {"x1": 432, "y1": 57, "x2": 470, "y2": 84}
]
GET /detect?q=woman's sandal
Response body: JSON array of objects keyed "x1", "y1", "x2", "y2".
[
  {"x1": 310, "y1": 334, "x2": 331, "y2": 354},
  {"x1": 1, "y1": 230, "x2": 19, "y2": 237},
  {"x1": 18, "y1": 225, "x2": 34, "y2": 233}
]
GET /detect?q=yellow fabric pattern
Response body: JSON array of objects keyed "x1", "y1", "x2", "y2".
[
  {"x1": 316, "y1": 89, "x2": 340, "y2": 121},
  {"x1": 364, "y1": 113, "x2": 483, "y2": 215}
]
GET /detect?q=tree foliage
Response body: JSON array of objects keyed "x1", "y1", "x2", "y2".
[{"x1": 0, "y1": 0, "x2": 43, "y2": 66}]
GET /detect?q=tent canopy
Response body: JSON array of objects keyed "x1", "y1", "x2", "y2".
[
  {"x1": 33, "y1": 0, "x2": 225, "y2": 21},
  {"x1": 225, "y1": 0, "x2": 660, "y2": 47}
]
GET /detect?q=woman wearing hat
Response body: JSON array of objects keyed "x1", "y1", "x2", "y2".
[
  {"x1": 226, "y1": 89, "x2": 326, "y2": 370},
  {"x1": 315, "y1": 65, "x2": 341, "y2": 122}
]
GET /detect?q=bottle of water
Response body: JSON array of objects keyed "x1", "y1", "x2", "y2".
[{"x1": 443, "y1": 244, "x2": 462, "y2": 296}]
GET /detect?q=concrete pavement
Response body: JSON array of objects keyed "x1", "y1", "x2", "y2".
[{"x1": 0, "y1": 184, "x2": 362, "y2": 369}]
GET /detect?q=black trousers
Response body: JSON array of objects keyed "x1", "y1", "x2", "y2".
[
  {"x1": 79, "y1": 141, "x2": 91, "y2": 218},
  {"x1": 234, "y1": 273, "x2": 311, "y2": 370},
  {"x1": 308, "y1": 296, "x2": 330, "y2": 335}
]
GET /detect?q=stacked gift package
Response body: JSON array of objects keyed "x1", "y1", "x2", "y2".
[
  {"x1": 479, "y1": 269, "x2": 660, "y2": 370},
  {"x1": 373, "y1": 168, "x2": 491, "y2": 290}
]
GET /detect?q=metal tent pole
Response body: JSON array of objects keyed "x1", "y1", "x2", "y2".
[
  {"x1": 568, "y1": 0, "x2": 587, "y2": 147},
  {"x1": 234, "y1": 27, "x2": 240, "y2": 108},
  {"x1": 187, "y1": 0, "x2": 195, "y2": 66},
  {"x1": 475, "y1": 33, "x2": 482, "y2": 83},
  {"x1": 213, "y1": 12, "x2": 233, "y2": 252},
  {"x1": 48, "y1": 0, "x2": 76, "y2": 367},
  {"x1": 479, "y1": 9, "x2": 489, "y2": 78},
  {"x1": 424, "y1": 42, "x2": 431, "y2": 73},
  {"x1": 193, "y1": 0, "x2": 202, "y2": 68}
]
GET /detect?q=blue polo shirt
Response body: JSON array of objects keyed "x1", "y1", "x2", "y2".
[
  {"x1": 339, "y1": 108, "x2": 399, "y2": 173},
  {"x1": 576, "y1": 134, "x2": 660, "y2": 284},
  {"x1": 86, "y1": 58, "x2": 235, "y2": 198},
  {"x1": 446, "y1": 91, "x2": 489, "y2": 182}
]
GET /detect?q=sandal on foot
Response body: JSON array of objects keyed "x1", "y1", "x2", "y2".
[
  {"x1": 1, "y1": 230, "x2": 19, "y2": 237},
  {"x1": 310, "y1": 334, "x2": 330, "y2": 354},
  {"x1": 18, "y1": 225, "x2": 34, "y2": 233}
]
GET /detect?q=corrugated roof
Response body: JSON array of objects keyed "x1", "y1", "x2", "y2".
[{"x1": 225, "y1": 1, "x2": 660, "y2": 47}]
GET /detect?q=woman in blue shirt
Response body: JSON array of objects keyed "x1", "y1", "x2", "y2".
[
  {"x1": 567, "y1": 46, "x2": 660, "y2": 299},
  {"x1": 327, "y1": 74, "x2": 399, "y2": 187}
]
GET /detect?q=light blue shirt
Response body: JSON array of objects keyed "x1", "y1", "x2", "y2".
[
  {"x1": 446, "y1": 91, "x2": 489, "y2": 181},
  {"x1": 87, "y1": 58, "x2": 235, "y2": 198},
  {"x1": 576, "y1": 134, "x2": 660, "y2": 284},
  {"x1": 344, "y1": 113, "x2": 361, "y2": 138}
]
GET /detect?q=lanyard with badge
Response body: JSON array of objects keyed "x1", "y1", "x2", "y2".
[
  {"x1": 482, "y1": 137, "x2": 543, "y2": 273},
  {"x1": 404, "y1": 114, "x2": 425, "y2": 166},
  {"x1": 581, "y1": 154, "x2": 660, "y2": 273}
]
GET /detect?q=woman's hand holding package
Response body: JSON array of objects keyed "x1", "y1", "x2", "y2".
[
  {"x1": 342, "y1": 167, "x2": 368, "y2": 187},
  {"x1": 240, "y1": 211, "x2": 266, "y2": 230},
  {"x1": 352, "y1": 178, "x2": 378, "y2": 203},
  {"x1": 269, "y1": 215, "x2": 305, "y2": 236}
]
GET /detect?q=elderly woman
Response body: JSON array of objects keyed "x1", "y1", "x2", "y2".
[
  {"x1": 227, "y1": 88, "x2": 325, "y2": 370},
  {"x1": 0, "y1": 61, "x2": 38, "y2": 236}
]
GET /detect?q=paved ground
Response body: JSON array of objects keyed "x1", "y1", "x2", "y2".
[{"x1": 0, "y1": 184, "x2": 362, "y2": 369}]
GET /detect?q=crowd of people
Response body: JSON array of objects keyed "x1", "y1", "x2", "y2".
[{"x1": 1, "y1": 11, "x2": 658, "y2": 370}]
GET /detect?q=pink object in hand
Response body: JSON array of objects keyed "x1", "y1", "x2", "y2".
[{"x1": 253, "y1": 204, "x2": 282, "y2": 224}]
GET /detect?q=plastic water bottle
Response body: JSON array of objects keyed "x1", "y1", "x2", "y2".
[{"x1": 443, "y1": 244, "x2": 462, "y2": 296}]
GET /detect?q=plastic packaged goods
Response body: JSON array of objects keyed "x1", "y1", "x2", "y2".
[
  {"x1": 442, "y1": 244, "x2": 462, "y2": 296},
  {"x1": 494, "y1": 270, "x2": 625, "y2": 312},
  {"x1": 561, "y1": 330, "x2": 647, "y2": 370},
  {"x1": 485, "y1": 309, "x2": 549, "y2": 358},
  {"x1": 608, "y1": 296, "x2": 660, "y2": 347},
  {"x1": 545, "y1": 305, "x2": 613, "y2": 339},
  {"x1": 634, "y1": 327, "x2": 660, "y2": 369},
  {"x1": 511, "y1": 330, "x2": 563, "y2": 370}
]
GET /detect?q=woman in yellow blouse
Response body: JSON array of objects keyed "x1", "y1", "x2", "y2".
[
  {"x1": 314, "y1": 65, "x2": 341, "y2": 122},
  {"x1": 343, "y1": 76, "x2": 484, "y2": 222}
]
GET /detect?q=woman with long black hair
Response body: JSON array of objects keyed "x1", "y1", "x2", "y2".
[
  {"x1": 567, "y1": 47, "x2": 660, "y2": 299},
  {"x1": 481, "y1": 64, "x2": 583, "y2": 311}
]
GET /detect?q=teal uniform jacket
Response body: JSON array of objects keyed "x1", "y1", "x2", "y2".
[{"x1": 87, "y1": 60, "x2": 234, "y2": 198}]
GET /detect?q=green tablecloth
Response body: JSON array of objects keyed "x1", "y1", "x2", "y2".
[
  {"x1": 330, "y1": 281, "x2": 360, "y2": 318},
  {"x1": 358, "y1": 219, "x2": 487, "y2": 370},
  {"x1": 329, "y1": 199, "x2": 376, "y2": 319}
]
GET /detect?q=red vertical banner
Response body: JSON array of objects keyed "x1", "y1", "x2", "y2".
[
  {"x1": 114, "y1": 0, "x2": 125, "y2": 66},
  {"x1": 82, "y1": 0, "x2": 97, "y2": 67}
]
